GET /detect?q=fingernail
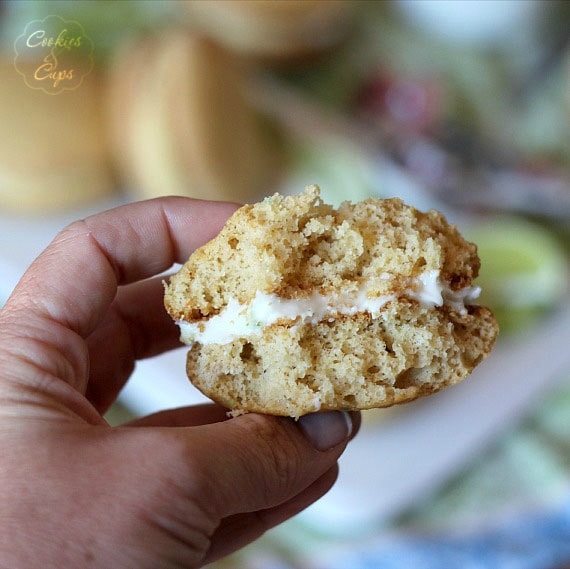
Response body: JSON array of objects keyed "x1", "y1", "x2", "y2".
[{"x1": 298, "y1": 411, "x2": 353, "y2": 452}]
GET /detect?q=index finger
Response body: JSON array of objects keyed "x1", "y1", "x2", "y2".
[{"x1": 5, "y1": 196, "x2": 239, "y2": 339}]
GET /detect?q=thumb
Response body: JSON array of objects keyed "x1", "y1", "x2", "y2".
[{"x1": 190, "y1": 411, "x2": 357, "y2": 520}]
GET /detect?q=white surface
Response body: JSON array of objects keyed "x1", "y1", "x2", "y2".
[
  {"x1": 395, "y1": 0, "x2": 542, "y2": 47},
  {"x1": 1, "y1": 197, "x2": 569, "y2": 533}
]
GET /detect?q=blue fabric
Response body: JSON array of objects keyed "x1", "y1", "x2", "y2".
[{"x1": 323, "y1": 499, "x2": 570, "y2": 569}]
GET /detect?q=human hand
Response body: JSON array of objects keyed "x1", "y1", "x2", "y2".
[{"x1": 0, "y1": 197, "x2": 359, "y2": 568}]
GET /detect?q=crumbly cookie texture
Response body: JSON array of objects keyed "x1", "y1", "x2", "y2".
[{"x1": 165, "y1": 185, "x2": 498, "y2": 418}]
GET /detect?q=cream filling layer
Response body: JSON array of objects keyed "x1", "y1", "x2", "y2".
[{"x1": 178, "y1": 270, "x2": 481, "y2": 345}]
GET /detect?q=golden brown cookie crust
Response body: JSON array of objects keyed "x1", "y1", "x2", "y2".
[{"x1": 165, "y1": 186, "x2": 498, "y2": 417}]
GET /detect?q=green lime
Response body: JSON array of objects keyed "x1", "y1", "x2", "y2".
[
  {"x1": 465, "y1": 216, "x2": 568, "y2": 334},
  {"x1": 287, "y1": 139, "x2": 374, "y2": 206}
]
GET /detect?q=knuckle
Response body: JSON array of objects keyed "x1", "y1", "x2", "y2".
[{"x1": 244, "y1": 415, "x2": 307, "y2": 500}]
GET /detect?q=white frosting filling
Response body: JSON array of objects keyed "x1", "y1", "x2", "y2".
[
  {"x1": 411, "y1": 270, "x2": 481, "y2": 314},
  {"x1": 178, "y1": 270, "x2": 481, "y2": 346}
]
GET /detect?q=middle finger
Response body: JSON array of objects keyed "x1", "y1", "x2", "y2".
[{"x1": 85, "y1": 276, "x2": 181, "y2": 412}]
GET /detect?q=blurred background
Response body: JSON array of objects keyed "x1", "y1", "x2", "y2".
[{"x1": 0, "y1": 1, "x2": 569, "y2": 567}]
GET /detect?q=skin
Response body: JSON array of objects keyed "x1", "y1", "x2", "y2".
[{"x1": 0, "y1": 197, "x2": 360, "y2": 568}]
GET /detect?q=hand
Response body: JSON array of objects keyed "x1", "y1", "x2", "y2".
[{"x1": 0, "y1": 197, "x2": 359, "y2": 568}]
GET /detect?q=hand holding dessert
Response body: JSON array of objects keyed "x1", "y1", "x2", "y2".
[{"x1": 0, "y1": 195, "x2": 358, "y2": 568}]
